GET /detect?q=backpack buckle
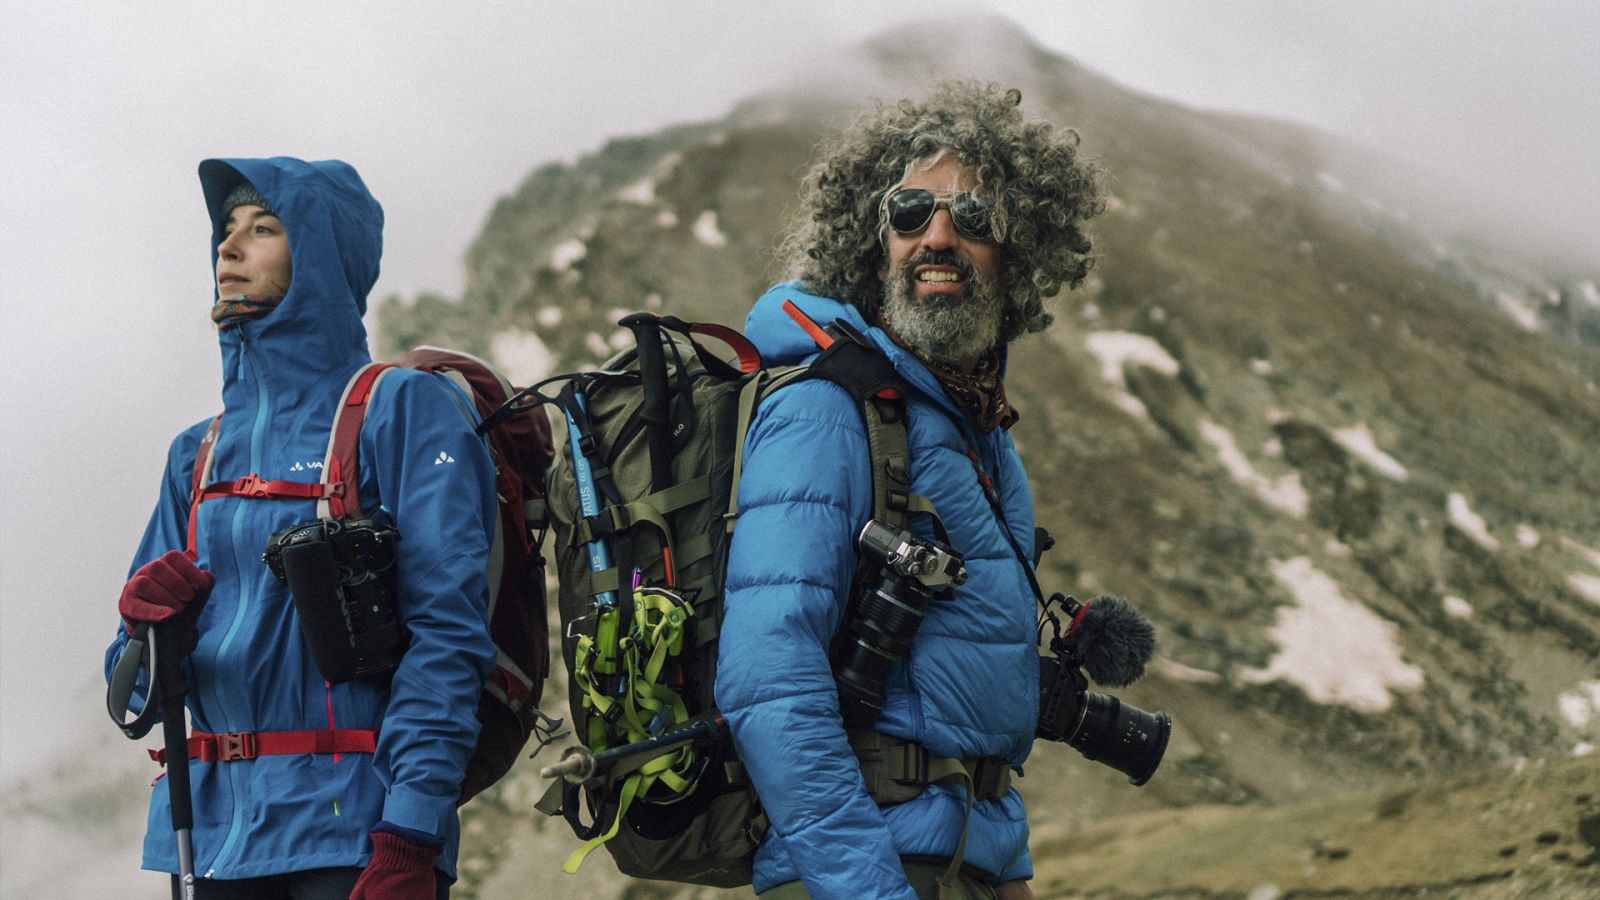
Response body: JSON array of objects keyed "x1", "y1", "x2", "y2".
[
  {"x1": 584, "y1": 507, "x2": 627, "y2": 540},
  {"x1": 968, "y1": 758, "x2": 1009, "y2": 800},
  {"x1": 232, "y1": 474, "x2": 269, "y2": 497},
  {"x1": 203, "y1": 731, "x2": 257, "y2": 762}
]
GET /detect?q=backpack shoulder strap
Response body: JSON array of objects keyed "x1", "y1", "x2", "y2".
[
  {"x1": 321, "y1": 362, "x2": 397, "y2": 520},
  {"x1": 803, "y1": 337, "x2": 917, "y2": 533},
  {"x1": 185, "y1": 414, "x2": 224, "y2": 555},
  {"x1": 749, "y1": 300, "x2": 946, "y2": 540}
]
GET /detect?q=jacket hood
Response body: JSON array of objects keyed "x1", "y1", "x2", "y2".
[
  {"x1": 201, "y1": 157, "x2": 383, "y2": 314},
  {"x1": 199, "y1": 157, "x2": 381, "y2": 397}
]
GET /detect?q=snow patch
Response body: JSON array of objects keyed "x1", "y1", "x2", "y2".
[
  {"x1": 1494, "y1": 291, "x2": 1540, "y2": 331},
  {"x1": 1325, "y1": 540, "x2": 1352, "y2": 558},
  {"x1": 536, "y1": 306, "x2": 563, "y2": 329},
  {"x1": 1154, "y1": 658, "x2": 1221, "y2": 683},
  {"x1": 584, "y1": 332, "x2": 610, "y2": 358},
  {"x1": 692, "y1": 210, "x2": 728, "y2": 247},
  {"x1": 1250, "y1": 358, "x2": 1273, "y2": 375},
  {"x1": 656, "y1": 209, "x2": 679, "y2": 228},
  {"x1": 1240, "y1": 557, "x2": 1424, "y2": 712},
  {"x1": 489, "y1": 328, "x2": 556, "y2": 385},
  {"x1": 551, "y1": 238, "x2": 587, "y2": 271},
  {"x1": 1315, "y1": 171, "x2": 1346, "y2": 193},
  {"x1": 607, "y1": 329, "x2": 633, "y2": 352},
  {"x1": 1578, "y1": 280, "x2": 1600, "y2": 308},
  {"x1": 618, "y1": 175, "x2": 657, "y2": 205},
  {"x1": 1331, "y1": 423, "x2": 1409, "y2": 481},
  {"x1": 1447, "y1": 493, "x2": 1499, "y2": 550},
  {"x1": 1560, "y1": 538, "x2": 1600, "y2": 570},
  {"x1": 1200, "y1": 418, "x2": 1309, "y2": 518},
  {"x1": 1557, "y1": 682, "x2": 1600, "y2": 729},
  {"x1": 1083, "y1": 331, "x2": 1180, "y2": 421},
  {"x1": 1516, "y1": 525, "x2": 1541, "y2": 549},
  {"x1": 1568, "y1": 574, "x2": 1600, "y2": 605},
  {"x1": 1441, "y1": 596, "x2": 1473, "y2": 619},
  {"x1": 644, "y1": 293, "x2": 663, "y2": 309}
]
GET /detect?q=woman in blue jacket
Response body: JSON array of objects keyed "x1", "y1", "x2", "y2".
[{"x1": 107, "y1": 157, "x2": 496, "y2": 898}]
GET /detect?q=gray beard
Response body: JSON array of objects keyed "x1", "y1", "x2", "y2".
[{"x1": 881, "y1": 266, "x2": 1004, "y2": 366}]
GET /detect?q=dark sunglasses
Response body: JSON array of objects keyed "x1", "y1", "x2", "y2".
[{"x1": 880, "y1": 188, "x2": 996, "y2": 242}]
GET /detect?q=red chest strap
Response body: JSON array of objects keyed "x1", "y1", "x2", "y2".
[{"x1": 183, "y1": 363, "x2": 394, "y2": 555}]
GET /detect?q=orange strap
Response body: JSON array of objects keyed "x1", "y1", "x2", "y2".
[{"x1": 782, "y1": 299, "x2": 835, "y2": 350}]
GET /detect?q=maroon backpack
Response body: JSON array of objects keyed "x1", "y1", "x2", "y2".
[
  {"x1": 383, "y1": 347, "x2": 554, "y2": 802},
  {"x1": 173, "y1": 346, "x2": 552, "y2": 802}
]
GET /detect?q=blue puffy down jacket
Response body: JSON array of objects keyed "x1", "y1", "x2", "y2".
[
  {"x1": 716, "y1": 282, "x2": 1040, "y2": 897},
  {"x1": 104, "y1": 157, "x2": 496, "y2": 880}
]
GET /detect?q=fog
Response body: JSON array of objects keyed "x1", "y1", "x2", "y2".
[{"x1": 2, "y1": 0, "x2": 1596, "y2": 790}]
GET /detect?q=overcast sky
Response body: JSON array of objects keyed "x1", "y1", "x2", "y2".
[{"x1": 2, "y1": 1, "x2": 1597, "y2": 784}]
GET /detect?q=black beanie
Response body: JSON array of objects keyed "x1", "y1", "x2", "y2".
[{"x1": 221, "y1": 180, "x2": 276, "y2": 221}]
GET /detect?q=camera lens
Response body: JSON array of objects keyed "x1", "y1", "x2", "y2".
[
  {"x1": 832, "y1": 573, "x2": 932, "y2": 722},
  {"x1": 1066, "y1": 692, "x2": 1171, "y2": 786}
]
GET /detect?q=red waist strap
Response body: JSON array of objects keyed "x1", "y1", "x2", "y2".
[{"x1": 149, "y1": 728, "x2": 378, "y2": 765}]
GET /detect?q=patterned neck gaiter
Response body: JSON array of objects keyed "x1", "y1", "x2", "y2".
[
  {"x1": 211, "y1": 294, "x2": 284, "y2": 330},
  {"x1": 887, "y1": 333, "x2": 1019, "y2": 434}
]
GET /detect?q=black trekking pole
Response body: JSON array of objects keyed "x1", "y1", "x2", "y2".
[
  {"x1": 107, "y1": 621, "x2": 198, "y2": 898},
  {"x1": 620, "y1": 314, "x2": 676, "y2": 583},
  {"x1": 151, "y1": 621, "x2": 199, "y2": 900}
]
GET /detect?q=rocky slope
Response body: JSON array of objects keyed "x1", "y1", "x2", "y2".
[{"x1": 373, "y1": 17, "x2": 1600, "y2": 899}]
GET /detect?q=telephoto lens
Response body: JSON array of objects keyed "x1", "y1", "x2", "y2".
[{"x1": 1037, "y1": 654, "x2": 1171, "y2": 785}]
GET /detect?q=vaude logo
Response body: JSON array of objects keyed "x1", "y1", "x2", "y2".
[
  {"x1": 288, "y1": 460, "x2": 324, "y2": 472},
  {"x1": 434, "y1": 451, "x2": 456, "y2": 465}
]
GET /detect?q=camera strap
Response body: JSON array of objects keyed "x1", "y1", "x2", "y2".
[{"x1": 960, "y1": 445, "x2": 1049, "y2": 610}]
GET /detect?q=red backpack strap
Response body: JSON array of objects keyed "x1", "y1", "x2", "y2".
[
  {"x1": 321, "y1": 363, "x2": 395, "y2": 520},
  {"x1": 185, "y1": 415, "x2": 224, "y2": 556}
]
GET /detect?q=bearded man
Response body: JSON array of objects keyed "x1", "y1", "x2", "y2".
[{"x1": 715, "y1": 82, "x2": 1104, "y2": 899}]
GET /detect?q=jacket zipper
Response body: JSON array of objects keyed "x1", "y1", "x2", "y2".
[{"x1": 204, "y1": 330, "x2": 270, "y2": 877}]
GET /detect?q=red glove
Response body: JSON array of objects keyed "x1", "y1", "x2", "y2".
[
  {"x1": 119, "y1": 550, "x2": 214, "y2": 653},
  {"x1": 350, "y1": 831, "x2": 439, "y2": 899}
]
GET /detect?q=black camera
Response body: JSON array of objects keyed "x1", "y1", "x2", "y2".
[
  {"x1": 832, "y1": 519, "x2": 967, "y2": 726},
  {"x1": 1036, "y1": 594, "x2": 1170, "y2": 785},
  {"x1": 264, "y1": 513, "x2": 404, "y2": 683}
]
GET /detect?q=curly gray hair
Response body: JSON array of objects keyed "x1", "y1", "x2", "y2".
[{"x1": 779, "y1": 81, "x2": 1104, "y2": 343}]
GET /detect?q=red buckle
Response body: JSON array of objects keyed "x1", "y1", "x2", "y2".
[
  {"x1": 232, "y1": 474, "x2": 269, "y2": 497},
  {"x1": 213, "y1": 731, "x2": 257, "y2": 762}
]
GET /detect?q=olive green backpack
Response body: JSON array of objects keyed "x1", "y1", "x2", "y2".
[{"x1": 531, "y1": 309, "x2": 917, "y2": 886}]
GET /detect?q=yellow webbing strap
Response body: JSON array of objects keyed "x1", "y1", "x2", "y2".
[
  {"x1": 561, "y1": 769, "x2": 641, "y2": 873},
  {"x1": 562, "y1": 583, "x2": 700, "y2": 873}
]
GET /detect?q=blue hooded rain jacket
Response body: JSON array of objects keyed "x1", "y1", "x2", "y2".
[
  {"x1": 105, "y1": 157, "x2": 497, "y2": 881},
  {"x1": 716, "y1": 282, "x2": 1040, "y2": 897}
]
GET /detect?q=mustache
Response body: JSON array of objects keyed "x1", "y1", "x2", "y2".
[{"x1": 897, "y1": 250, "x2": 978, "y2": 283}]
